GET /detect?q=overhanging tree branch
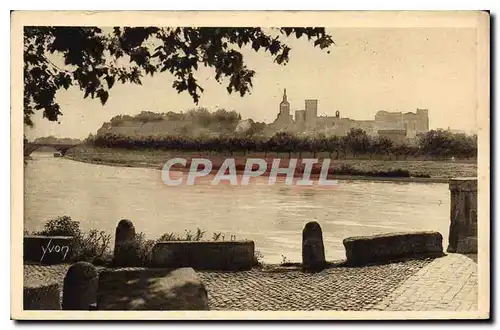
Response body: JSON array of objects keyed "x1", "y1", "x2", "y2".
[{"x1": 23, "y1": 26, "x2": 334, "y2": 126}]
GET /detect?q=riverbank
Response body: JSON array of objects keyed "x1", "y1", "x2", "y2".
[{"x1": 65, "y1": 147, "x2": 476, "y2": 184}]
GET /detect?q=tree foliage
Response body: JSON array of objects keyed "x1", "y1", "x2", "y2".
[
  {"x1": 88, "y1": 128, "x2": 477, "y2": 160},
  {"x1": 417, "y1": 129, "x2": 477, "y2": 159},
  {"x1": 24, "y1": 27, "x2": 334, "y2": 126},
  {"x1": 345, "y1": 128, "x2": 371, "y2": 158},
  {"x1": 31, "y1": 135, "x2": 82, "y2": 144},
  {"x1": 101, "y1": 107, "x2": 249, "y2": 137}
]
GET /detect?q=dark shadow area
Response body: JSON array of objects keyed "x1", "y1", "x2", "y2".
[
  {"x1": 96, "y1": 268, "x2": 209, "y2": 311},
  {"x1": 462, "y1": 253, "x2": 478, "y2": 263}
]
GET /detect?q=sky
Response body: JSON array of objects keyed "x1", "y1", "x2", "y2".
[{"x1": 24, "y1": 27, "x2": 479, "y2": 139}]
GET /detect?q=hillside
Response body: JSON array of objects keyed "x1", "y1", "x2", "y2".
[{"x1": 96, "y1": 108, "x2": 268, "y2": 138}]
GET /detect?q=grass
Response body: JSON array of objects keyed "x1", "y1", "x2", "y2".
[{"x1": 66, "y1": 146, "x2": 477, "y2": 179}]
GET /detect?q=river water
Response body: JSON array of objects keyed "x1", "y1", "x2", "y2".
[{"x1": 24, "y1": 152, "x2": 451, "y2": 263}]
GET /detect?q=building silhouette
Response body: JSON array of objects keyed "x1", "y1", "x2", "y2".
[{"x1": 268, "y1": 89, "x2": 430, "y2": 140}]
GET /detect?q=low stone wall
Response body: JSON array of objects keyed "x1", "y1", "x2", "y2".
[
  {"x1": 343, "y1": 231, "x2": 444, "y2": 266},
  {"x1": 24, "y1": 278, "x2": 61, "y2": 310},
  {"x1": 24, "y1": 236, "x2": 73, "y2": 264},
  {"x1": 152, "y1": 241, "x2": 255, "y2": 270}
]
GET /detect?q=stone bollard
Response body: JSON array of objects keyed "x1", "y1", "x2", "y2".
[
  {"x1": 113, "y1": 219, "x2": 138, "y2": 266},
  {"x1": 302, "y1": 221, "x2": 326, "y2": 271},
  {"x1": 62, "y1": 262, "x2": 98, "y2": 310},
  {"x1": 447, "y1": 178, "x2": 478, "y2": 254}
]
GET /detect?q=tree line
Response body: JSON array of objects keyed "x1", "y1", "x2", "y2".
[
  {"x1": 31, "y1": 136, "x2": 82, "y2": 145},
  {"x1": 108, "y1": 108, "x2": 242, "y2": 127},
  {"x1": 87, "y1": 128, "x2": 477, "y2": 160}
]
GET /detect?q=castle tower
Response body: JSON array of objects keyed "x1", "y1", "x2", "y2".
[
  {"x1": 305, "y1": 99, "x2": 318, "y2": 129},
  {"x1": 279, "y1": 88, "x2": 290, "y2": 117},
  {"x1": 416, "y1": 108, "x2": 429, "y2": 132}
]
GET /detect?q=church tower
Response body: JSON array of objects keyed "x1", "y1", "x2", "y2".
[{"x1": 279, "y1": 88, "x2": 290, "y2": 117}]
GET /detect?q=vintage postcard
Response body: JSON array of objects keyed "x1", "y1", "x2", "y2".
[{"x1": 11, "y1": 11, "x2": 490, "y2": 320}]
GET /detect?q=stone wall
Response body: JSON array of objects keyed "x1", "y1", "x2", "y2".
[
  {"x1": 447, "y1": 178, "x2": 478, "y2": 254},
  {"x1": 343, "y1": 231, "x2": 444, "y2": 266},
  {"x1": 152, "y1": 241, "x2": 255, "y2": 270},
  {"x1": 24, "y1": 236, "x2": 73, "y2": 264},
  {"x1": 24, "y1": 279, "x2": 61, "y2": 310}
]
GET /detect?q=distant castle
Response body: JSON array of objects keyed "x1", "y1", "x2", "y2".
[{"x1": 267, "y1": 89, "x2": 430, "y2": 141}]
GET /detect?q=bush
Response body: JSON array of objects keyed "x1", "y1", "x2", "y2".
[
  {"x1": 118, "y1": 232, "x2": 157, "y2": 267},
  {"x1": 34, "y1": 216, "x2": 112, "y2": 265},
  {"x1": 330, "y1": 165, "x2": 419, "y2": 178},
  {"x1": 253, "y1": 250, "x2": 265, "y2": 267},
  {"x1": 332, "y1": 164, "x2": 360, "y2": 176},
  {"x1": 72, "y1": 229, "x2": 112, "y2": 264},
  {"x1": 32, "y1": 217, "x2": 264, "y2": 267},
  {"x1": 37, "y1": 215, "x2": 81, "y2": 237},
  {"x1": 281, "y1": 255, "x2": 291, "y2": 265},
  {"x1": 157, "y1": 228, "x2": 206, "y2": 241},
  {"x1": 414, "y1": 172, "x2": 431, "y2": 178}
]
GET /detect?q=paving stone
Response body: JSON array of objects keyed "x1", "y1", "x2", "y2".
[
  {"x1": 23, "y1": 253, "x2": 477, "y2": 312},
  {"x1": 371, "y1": 253, "x2": 477, "y2": 311}
]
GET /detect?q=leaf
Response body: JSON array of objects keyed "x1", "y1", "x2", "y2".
[
  {"x1": 63, "y1": 77, "x2": 71, "y2": 90},
  {"x1": 269, "y1": 40, "x2": 280, "y2": 55},
  {"x1": 24, "y1": 26, "x2": 335, "y2": 125},
  {"x1": 97, "y1": 89, "x2": 109, "y2": 105},
  {"x1": 252, "y1": 40, "x2": 260, "y2": 51},
  {"x1": 105, "y1": 76, "x2": 115, "y2": 89}
]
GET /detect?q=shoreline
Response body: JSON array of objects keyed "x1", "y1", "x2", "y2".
[{"x1": 65, "y1": 155, "x2": 451, "y2": 184}]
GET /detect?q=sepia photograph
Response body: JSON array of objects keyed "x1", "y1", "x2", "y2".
[{"x1": 11, "y1": 10, "x2": 490, "y2": 320}]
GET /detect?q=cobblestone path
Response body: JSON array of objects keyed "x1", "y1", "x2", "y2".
[
  {"x1": 23, "y1": 258, "x2": 430, "y2": 311},
  {"x1": 197, "y1": 259, "x2": 431, "y2": 311},
  {"x1": 370, "y1": 253, "x2": 478, "y2": 311},
  {"x1": 23, "y1": 254, "x2": 478, "y2": 311}
]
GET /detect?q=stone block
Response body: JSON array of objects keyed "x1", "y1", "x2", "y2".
[
  {"x1": 449, "y1": 177, "x2": 478, "y2": 192},
  {"x1": 302, "y1": 221, "x2": 326, "y2": 271},
  {"x1": 448, "y1": 178, "x2": 478, "y2": 254},
  {"x1": 23, "y1": 278, "x2": 61, "y2": 310},
  {"x1": 24, "y1": 236, "x2": 73, "y2": 264},
  {"x1": 343, "y1": 231, "x2": 444, "y2": 266},
  {"x1": 152, "y1": 241, "x2": 254, "y2": 270},
  {"x1": 97, "y1": 267, "x2": 209, "y2": 310},
  {"x1": 456, "y1": 237, "x2": 478, "y2": 254}
]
